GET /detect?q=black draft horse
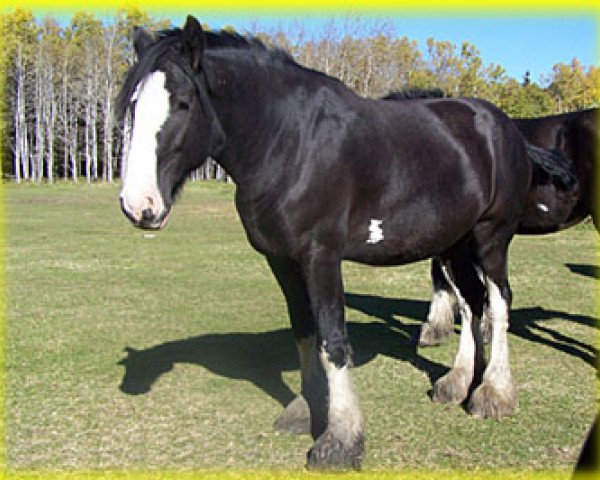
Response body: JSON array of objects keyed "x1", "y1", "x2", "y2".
[
  {"x1": 416, "y1": 105, "x2": 596, "y2": 347},
  {"x1": 116, "y1": 16, "x2": 564, "y2": 468},
  {"x1": 516, "y1": 109, "x2": 597, "y2": 231}
]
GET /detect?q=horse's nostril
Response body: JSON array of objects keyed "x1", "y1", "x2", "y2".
[
  {"x1": 146, "y1": 196, "x2": 155, "y2": 207},
  {"x1": 141, "y1": 208, "x2": 154, "y2": 222}
]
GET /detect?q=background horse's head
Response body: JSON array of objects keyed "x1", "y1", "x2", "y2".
[{"x1": 117, "y1": 16, "x2": 225, "y2": 229}]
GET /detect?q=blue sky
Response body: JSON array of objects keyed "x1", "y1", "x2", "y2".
[
  {"x1": 163, "y1": 13, "x2": 597, "y2": 84},
  {"x1": 47, "y1": 8, "x2": 597, "y2": 84}
]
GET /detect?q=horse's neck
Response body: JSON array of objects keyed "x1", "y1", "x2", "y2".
[{"x1": 209, "y1": 57, "x2": 305, "y2": 187}]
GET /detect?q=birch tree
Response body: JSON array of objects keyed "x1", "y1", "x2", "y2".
[
  {"x1": 100, "y1": 24, "x2": 118, "y2": 182},
  {"x1": 1, "y1": 9, "x2": 37, "y2": 181},
  {"x1": 13, "y1": 44, "x2": 28, "y2": 182}
]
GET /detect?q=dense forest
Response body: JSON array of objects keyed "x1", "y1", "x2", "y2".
[{"x1": 1, "y1": 7, "x2": 598, "y2": 183}]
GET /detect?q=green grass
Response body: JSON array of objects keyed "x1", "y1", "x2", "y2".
[{"x1": 3, "y1": 182, "x2": 598, "y2": 472}]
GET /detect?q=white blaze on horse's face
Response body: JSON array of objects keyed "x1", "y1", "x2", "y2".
[{"x1": 120, "y1": 71, "x2": 171, "y2": 228}]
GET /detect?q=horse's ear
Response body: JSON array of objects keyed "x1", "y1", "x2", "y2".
[
  {"x1": 182, "y1": 15, "x2": 205, "y2": 72},
  {"x1": 133, "y1": 27, "x2": 153, "y2": 58}
]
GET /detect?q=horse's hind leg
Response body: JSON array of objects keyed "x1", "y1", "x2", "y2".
[
  {"x1": 431, "y1": 246, "x2": 486, "y2": 405},
  {"x1": 420, "y1": 258, "x2": 492, "y2": 348},
  {"x1": 468, "y1": 229, "x2": 517, "y2": 419},
  {"x1": 419, "y1": 258, "x2": 458, "y2": 347},
  {"x1": 267, "y1": 256, "x2": 313, "y2": 435}
]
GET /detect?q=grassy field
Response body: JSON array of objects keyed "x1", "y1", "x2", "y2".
[{"x1": 3, "y1": 182, "x2": 598, "y2": 473}]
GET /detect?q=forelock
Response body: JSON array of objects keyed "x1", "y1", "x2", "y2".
[{"x1": 116, "y1": 32, "x2": 180, "y2": 120}]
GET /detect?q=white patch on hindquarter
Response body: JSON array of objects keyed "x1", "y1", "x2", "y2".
[
  {"x1": 366, "y1": 219, "x2": 384, "y2": 244},
  {"x1": 120, "y1": 71, "x2": 170, "y2": 221}
]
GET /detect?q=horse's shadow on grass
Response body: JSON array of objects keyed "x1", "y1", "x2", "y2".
[
  {"x1": 118, "y1": 291, "x2": 597, "y2": 407},
  {"x1": 347, "y1": 293, "x2": 597, "y2": 369},
  {"x1": 566, "y1": 263, "x2": 600, "y2": 280},
  {"x1": 510, "y1": 307, "x2": 597, "y2": 369},
  {"x1": 117, "y1": 294, "x2": 448, "y2": 406}
]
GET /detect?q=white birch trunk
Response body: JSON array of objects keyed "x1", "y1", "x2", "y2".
[
  {"x1": 84, "y1": 76, "x2": 92, "y2": 183},
  {"x1": 70, "y1": 109, "x2": 78, "y2": 182},
  {"x1": 62, "y1": 68, "x2": 69, "y2": 181},
  {"x1": 45, "y1": 62, "x2": 55, "y2": 183},
  {"x1": 34, "y1": 52, "x2": 45, "y2": 182},
  {"x1": 91, "y1": 91, "x2": 98, "y2": 181},
  {"x1": 13, "y1": 45, "x2": 24, "y2": 182},
  {"x1": 102, "y1": 27, "x2": 116, "y2": 182}
]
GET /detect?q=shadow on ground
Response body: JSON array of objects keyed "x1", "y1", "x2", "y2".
[
  {"x1": 566, "y1": 263, "x2": 600, "y2": 279},
  {"x1": 118, "y1": 294, "x2": 447, "y2": 405},
  {"x1": 118, "y1": 290, "x2": 597, "y2": 405}
]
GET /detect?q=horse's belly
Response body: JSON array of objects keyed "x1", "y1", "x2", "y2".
[
  {"x1": 343, "y1": 219, "x2": 467, "y2": 266},
  {"x1": 344, "y1": 243, "x2": 432, "y2": 266},
  {"x1": 343, "y1": 191, "x2": 482, "y2": 265}
]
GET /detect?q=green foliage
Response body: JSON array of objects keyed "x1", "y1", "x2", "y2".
[
  {"x1": 0, "y1": 9, "x2": 39, "y2": 175},
  {"x1": 498, "y1": 79, "x2": 556, "y2": 118},
  {"x1": 0, "y1": 8, "x2": 38, "y2": 63},
  {"x1": 548, "y1": 59, "x2": 600, "y2": 113}
]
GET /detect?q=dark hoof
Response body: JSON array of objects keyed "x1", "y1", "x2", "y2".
[
  {"x1": 468, "y1": 380, "x2": 517, "y2": 419},
  {"x1": 274, "y1": 395, "x2": 311, "y2": 435},
  {"x1": 418, "y1": 321, "x2": 452, "y2": 347},
  {"x1": 431, "y1": 368, "x2": 470, "y2": 405},
  {"x1": 306, "y1": 430, "x2": 365, "y2": 470}
]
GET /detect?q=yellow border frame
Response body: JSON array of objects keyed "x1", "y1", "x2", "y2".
[
  {"x1": 0, "y1": 1, "x2": 599, "y2": 13},
  {"x1": 2, "y1": 1, "x2": 600, "y2": 19},
  {"x1": 0, "y1": 1, "x2": 598, "y2": 479}
]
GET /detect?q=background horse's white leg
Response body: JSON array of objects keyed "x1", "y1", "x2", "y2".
[
  {"x1": 419, "y1": 259, "x2": 458, "y2": 347},
  {"x1": 431, "y1": 264, "x2": 478, "y2": 405}
]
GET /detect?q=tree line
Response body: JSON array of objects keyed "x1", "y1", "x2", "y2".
[{"x1": 1, "y1": 8, "x2": 598, "y2": 183}]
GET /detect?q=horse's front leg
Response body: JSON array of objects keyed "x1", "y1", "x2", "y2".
[{"x1": 301, "y1": 247, "x2": 365, "y2": 470}]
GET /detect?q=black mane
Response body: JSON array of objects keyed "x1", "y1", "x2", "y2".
[
  {"x1": 116, "y1": 27, "x2": 292, "y2": 120},
  {"x1": 382, "y1": 88, "x2": 445, "y2": 101}
]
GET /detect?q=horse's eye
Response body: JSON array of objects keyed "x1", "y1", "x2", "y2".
[{"x1": 178, "y1": 100, "x2": 190, "y2": 111}]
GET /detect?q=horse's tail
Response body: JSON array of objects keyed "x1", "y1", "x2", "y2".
[{"x1": 525, "y1": 141, "x2": 578, "y2": 191}]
